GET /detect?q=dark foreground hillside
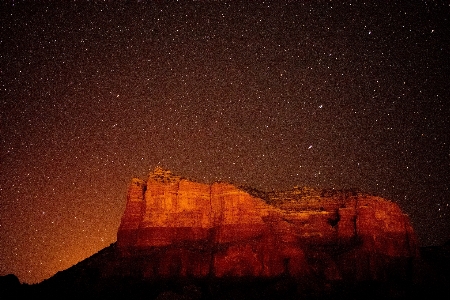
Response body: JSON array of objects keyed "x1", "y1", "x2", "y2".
[{"x1": 1, "y1": 241, "x2": 449, "y2": 300}]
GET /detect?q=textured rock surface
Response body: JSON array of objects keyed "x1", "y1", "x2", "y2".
[{"x1": 117, "y1": 167, "x2": 418, "y2": 281}]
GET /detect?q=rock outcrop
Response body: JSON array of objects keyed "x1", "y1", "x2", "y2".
[{"x1": 117, "y1": 167, "x2": 419, "y2": 282}]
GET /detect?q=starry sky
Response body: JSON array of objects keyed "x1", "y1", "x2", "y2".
[{"x1": 1, "y1": 1, "x2": 449, "y2": 284}]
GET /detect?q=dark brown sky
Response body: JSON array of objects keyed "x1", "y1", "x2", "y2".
[{"x1": 1, "y1": 1, "x2": 449, "y2": 284}]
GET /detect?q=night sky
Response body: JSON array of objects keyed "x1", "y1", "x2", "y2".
[{"x1": 1, "y1": 1, "x2": 449, "y2": 284}]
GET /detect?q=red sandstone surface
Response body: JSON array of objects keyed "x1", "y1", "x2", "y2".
[{"x1": 117, "y1": 167, "x2": 418, "y2": 281}]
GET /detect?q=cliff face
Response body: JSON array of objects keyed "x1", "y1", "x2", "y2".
[{"x1": 117, "y1": 168, "x2": 418, "y2": 281}]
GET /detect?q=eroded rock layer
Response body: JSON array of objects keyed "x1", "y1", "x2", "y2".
[{"x1": 117, "y1": 168, "x2": 418, "y2": 281}]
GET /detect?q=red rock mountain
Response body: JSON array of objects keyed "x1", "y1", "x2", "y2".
[{"x1": 117, "y1": 167, "x2": 418, "y2": 281}]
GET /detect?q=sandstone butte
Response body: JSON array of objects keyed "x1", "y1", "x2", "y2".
[{"x1": 117, "y1": 167, "x2": 419, "y2": 282}]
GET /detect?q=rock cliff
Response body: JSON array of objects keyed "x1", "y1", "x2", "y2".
[{"x1": 117, "y1": 167, "x2": 418, "y2": 282}]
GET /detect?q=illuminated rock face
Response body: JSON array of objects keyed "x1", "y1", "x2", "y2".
[{"x1": 117, "y1": 168, "x2": 418, "y2": 281}]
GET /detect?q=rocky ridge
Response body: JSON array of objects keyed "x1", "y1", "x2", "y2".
[{"x1": 117, "y1": 167, "x2": 418, "y2": 281}]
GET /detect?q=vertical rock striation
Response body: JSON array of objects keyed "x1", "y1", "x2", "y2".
[{"x1": 117, "y1": 167, "x2": 418, "y2": 281}]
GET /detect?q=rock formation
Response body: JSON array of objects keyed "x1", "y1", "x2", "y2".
[{"x1": 117, "y1": 167, "x2": 419, "y2": 282}]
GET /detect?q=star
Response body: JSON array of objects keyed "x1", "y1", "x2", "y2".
[{"x1": 1, "y1": 0, "x2": 448, "y2": 284}]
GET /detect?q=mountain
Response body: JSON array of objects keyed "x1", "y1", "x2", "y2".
[
  {"x1": 6, "y1": 168, "x2": 449, "y2": 299},
  {"x1": 117, "y1": 167, "x2": 418, "y2": 282}
]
